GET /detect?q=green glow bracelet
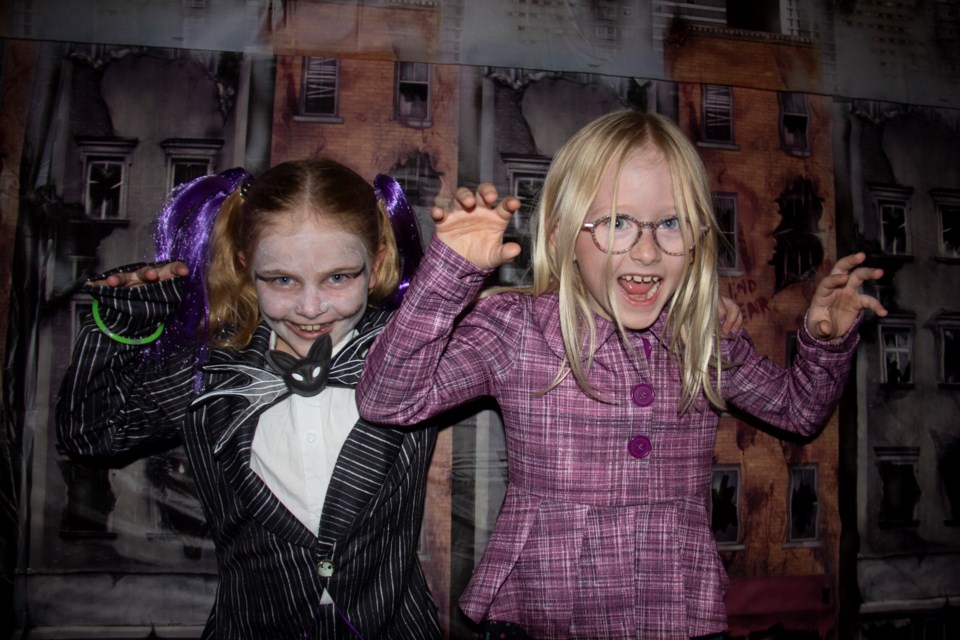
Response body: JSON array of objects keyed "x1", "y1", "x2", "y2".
[{"x1": 91, "y1": 300, "x2": 164, "y2": 346}]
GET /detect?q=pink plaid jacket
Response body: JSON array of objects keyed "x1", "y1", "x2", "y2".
[{"x1": 357, "y1": 241, "x2": 859, "y2": 639}]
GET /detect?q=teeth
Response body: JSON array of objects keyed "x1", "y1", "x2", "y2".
[
  {"x1": 621, "y1": 275, "x2": 661, "y2": 283},
  {"x1": 298, "y1": 324, "x2": 324, "y2": 331}
]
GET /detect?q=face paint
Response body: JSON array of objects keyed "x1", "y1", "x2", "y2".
[{"x1": 249, "y1": 213, "x2": 381, "y2": 358}]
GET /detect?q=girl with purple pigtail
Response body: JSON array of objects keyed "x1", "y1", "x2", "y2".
[{"x1": 56, "y1": 158, "x2": 439, "y2": 639}]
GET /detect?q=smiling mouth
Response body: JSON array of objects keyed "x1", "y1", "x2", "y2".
[
  {"x1": 288, "y1": 321, "x2": 333, "y2": 335},
  {"x1": 619, "y1": 275, "x2": 662, "y2": 301}
]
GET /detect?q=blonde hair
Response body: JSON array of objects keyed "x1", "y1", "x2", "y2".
[
  {"x1": 206, "y1": 158, "x2": 400, "y2": 349},
  {"x1": 525, "y1": 110, "x2": 724, "y2": 412}
]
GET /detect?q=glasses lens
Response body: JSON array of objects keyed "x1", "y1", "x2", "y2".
[
  {"x1": 593, "y1": 216, "x2": 638, "y2": 253},
  {"x1": 654, "y1": 217, "x2": 687, "y2": 255}
]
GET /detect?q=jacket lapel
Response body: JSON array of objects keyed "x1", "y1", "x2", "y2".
[
  {"x1": 315, "y1": 308, "x2": 408, "y2": 546},
  {"x1": 216, "y1": 404, "x2": 320, "y2": 549},
  {"x1": 201, "y1": 309, "x2": 401, "y2": 549},
  {"x1": 316, "y1": 418, "x2": 406, "y2": 548},
  {"x1": 202, "y1": 325, "x2": 319, "y2": 548}
]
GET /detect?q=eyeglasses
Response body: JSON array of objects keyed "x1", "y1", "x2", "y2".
[{"x1": 580, "y1": 214, "x2": 694, "y2": 256}]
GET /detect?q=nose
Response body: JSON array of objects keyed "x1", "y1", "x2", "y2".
[
  {"x1": 296, "y1": 289, "x2": 330, "y2": 317},
  {"x1": 629, "y1": 226, "x2": 661, "y2": 264}
]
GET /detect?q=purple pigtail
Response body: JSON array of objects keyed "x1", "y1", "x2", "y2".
[
  {"x1": 374, "y1": 174, "x2": 423, "y2": 309},
  {"x1": 151, "y1": 167, "x2": 252, "y2": 376}
]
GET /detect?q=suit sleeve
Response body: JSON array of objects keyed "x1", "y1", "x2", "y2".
[
  {"x1": 56, "y1": 266, "x2": 198, "y2": 459},
  {"x1": 357, "y1": 239, "x2": 523, "y2": 426},
  {"x1": 722, "y1": 313, "x2": 861, "y2": 438}
]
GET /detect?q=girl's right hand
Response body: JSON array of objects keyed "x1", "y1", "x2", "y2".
[
  {"x1": 87, "y1": 261, "x2": 189, "y2": 288},
  {"x1": 432, "y1": 183, "x2": 523, "y2": 269}
]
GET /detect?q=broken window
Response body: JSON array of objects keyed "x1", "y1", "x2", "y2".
[
  {"x1": 501, "y1": 154, "x2": 551, "y2": 286},
  {"x1": 301, "y1": 56, "x2": 339, "y2": 117},
  {"x1": 710, "y1": 465, "x2": 741, "y2": 545},
  {"x1": 395, "y1": 62, "x2": 431, "y2": 126},
  {"x1": 778, "y1": 92, "x2": 809, "y2": 156},
  {"x1": 929, "y1": 311, "x2": 960, "y2": 386},
  {"x1": 769, "y1": 177, "x2": 824, "y2": 290},
  {"x1": 77, "y1": 137, "x2": 138, "y2": 220},
  {"x1": 931, "y1": 188, "x2": 960, "y2": 258},
  {"x1": 161, "y1": 138, "x2": 222, "y2": 191},
  {"x1": 932, "y1": 430, "x2": 960, "y2": 526},
  {"x1": 875, "y1": 447, "x2": 921, "y2": 528},
  {"x1": 942, "y1": 327, "x2": 960, "y2": 386},
  {"x1": 880, "y1": 324, "x2": 914, "y2": 385},
  {"x1": 57, "y1": 460, "x2": 117, "y2": 540},
  {"x1": 389, "y1": 150, "x2": 442, "y2": 221},
  {"x1": 84, "y1": 158, "x2": 125, "y2": 219},
  {"x1": 870, "y1": 184, "x2": 913, "y2": 256},
  {"x1": 713, "y1": 192, "x2": 739, "y2": 272},
  {"x1": 788, "y1": 465, "x2": 819, "y2": 542}
]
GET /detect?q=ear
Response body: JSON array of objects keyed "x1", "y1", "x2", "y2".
[
  {"x1": 306, "y1": 333, "x2": 333, "y2": 362},
  {"x1": 236, "y1": 251, "x2": 247, "y2": 269},
  {"x1": 368, "y1": 243, "x2": 388, "y2": 291},
  {"x1": 265, "y1": 349, "x2": 298, "y2": 374}
]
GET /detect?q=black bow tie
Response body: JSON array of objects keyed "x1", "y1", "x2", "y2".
[{"x1": 263, "y1": 328, "x2": 379, "y2": 397}]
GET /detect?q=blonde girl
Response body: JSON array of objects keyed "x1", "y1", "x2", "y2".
[{"x1": 357, "y1": 112, "x2": 886, "y2": 639}]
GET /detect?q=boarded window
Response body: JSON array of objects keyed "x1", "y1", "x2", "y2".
[
  {"x1": 702, "y1": 84, "x2": 733, "y2": 143},
  {"x1": 301, "y1": 57, "x2": 339, "y2": 117},
  {"x1": 711, "y1": 466, "x2": 741, "y2": 544}
]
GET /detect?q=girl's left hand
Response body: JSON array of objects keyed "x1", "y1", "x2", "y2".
[
  {"x1": 806, "y1": 252, "x2": 888, "y2": 341},
  {"x1": 718, "y1": 295, "x2": 743, "y2": 335}
]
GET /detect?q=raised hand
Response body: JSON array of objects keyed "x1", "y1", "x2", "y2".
[
  {"x1": 87, "y1": 261, "x2": 189, "y2": 288},
  {"x1": 432, "y1": 183, "x2": 523, "y2": 270},
  {"x1": 806, "y1": 252, "x2": 887, "y2": 341}
]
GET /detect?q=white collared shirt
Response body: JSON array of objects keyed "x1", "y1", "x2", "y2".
[{"x1": 249, "y1": 331, "x2": 358, "y2": 536}]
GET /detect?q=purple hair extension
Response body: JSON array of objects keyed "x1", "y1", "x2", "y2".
[
  {"x1": 374, "y1": 174, "x2": 423, "y2": 309},
  {"x1": 151, "y1": 167, "x2": 252, "y2": 376}
]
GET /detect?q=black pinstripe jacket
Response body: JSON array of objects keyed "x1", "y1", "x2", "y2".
[{"x1": 56, "y1": 271, "x2": 440, "y2": 639}]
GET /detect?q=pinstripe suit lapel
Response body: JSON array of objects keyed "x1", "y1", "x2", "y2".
[
  {"x1": 217, "y1": 408, "x2": 320, "y2": 548},
  {"x1": 315, "y1": 308, "x2": 406, "y2": 546},
  {"x1": 316, "y1": 418, "x2": 405, "y2": 547},
  {"x1": 205, "y1": 309, "x2": 399, "y2": 549},
  {"x1": 204, "y1": 325, "x2": 319, "y2": 548}
]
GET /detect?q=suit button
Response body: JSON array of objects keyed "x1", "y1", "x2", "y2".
[
  {"x1": 628, "y1": 435, "x2": 652, "y2": 459},
  {"x1": 631, "y1": 383, "x2": 654, "y2": 407},
  {"x1": 317, "y1": 559, "x2": 334, "y2": 578}
]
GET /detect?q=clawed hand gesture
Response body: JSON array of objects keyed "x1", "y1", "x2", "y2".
[
  {"x1": 433, "y1": 183, "x2": 522, "y2": 270},
  {"x1": 87, "y1": 261, "x2": 189, "y2": 288},
  {"x1": 806, "y1": 252, "x2": 887, "y2": 341}
]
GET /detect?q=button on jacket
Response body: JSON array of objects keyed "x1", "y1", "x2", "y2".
[{"x1": 357, "y1": 240, "x2": 860, "y2": 639}]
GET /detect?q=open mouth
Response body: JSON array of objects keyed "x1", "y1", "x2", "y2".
[
  {"x1": 619, "y1": 275, "x2": 662, "y2": 302},
  {"x1": 296, "y1": 323, "x2": 327, "y2": 332},
  {"x1": 287, "y1": 321, "x2": 333, "y2": 337}
]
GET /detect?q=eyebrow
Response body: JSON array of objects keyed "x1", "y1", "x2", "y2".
[{"x1": 254, "y1": 265, "x2": 367, "y2": 279}]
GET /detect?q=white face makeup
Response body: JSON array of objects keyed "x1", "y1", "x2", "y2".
[
  {"x1": 574, "y1": 147, "x2": 687, "y2": 331},
  {"x1": 247, "y1": 212, "x2": 381, "y2": 358}
]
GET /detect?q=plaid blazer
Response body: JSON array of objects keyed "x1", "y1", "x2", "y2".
[
  {"x1": 57, "y1": 272, "x2": 439, "y2": 639},
  {"x1": 357, "y1": 241, "x2": 860, "y2": 639}
]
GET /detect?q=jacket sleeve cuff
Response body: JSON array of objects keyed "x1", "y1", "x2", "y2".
[
  {"x1": 797, "y1": 310, "x2": 862, "y2": 354},
  {"x1": 82, "y1": 264, "x2": 186, "y2": 333}
]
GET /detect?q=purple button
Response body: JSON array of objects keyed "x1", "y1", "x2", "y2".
[
  {"x1": 628, "y1": 435, "x2": 652, "y2": 459},
  {"x1": 631, "y1": 383, "x2": 654, "y2": 407}
]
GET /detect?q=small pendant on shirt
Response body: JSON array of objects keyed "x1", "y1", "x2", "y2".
[{"x1": 265, "y1": 334, "x2": 332, "y2": 397}]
